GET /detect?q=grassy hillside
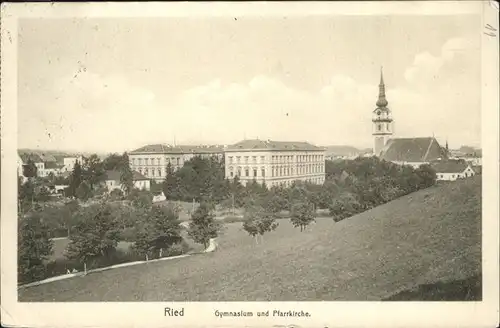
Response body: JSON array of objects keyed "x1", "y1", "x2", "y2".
[{"x1": 19, "y1": 176, "x2": 481, "y2": 301}]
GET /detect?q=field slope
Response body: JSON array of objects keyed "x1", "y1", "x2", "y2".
[{"x1": 19, "y1": 177, "x2": 481, "y2": 301}]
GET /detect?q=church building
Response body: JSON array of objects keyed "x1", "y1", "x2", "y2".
[{"x1": 372, "y1": 68, "x2": 448, "y2": 169}]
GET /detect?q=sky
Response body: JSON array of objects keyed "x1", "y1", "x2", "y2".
[{"x1": 18, "y1": 14, "x2": 482, "y2": 153}]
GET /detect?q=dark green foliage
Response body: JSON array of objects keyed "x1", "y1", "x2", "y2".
[
  {"x1": 81, "y1": 154, "x2": 106, "y2": 190},
  {"x1": 119, "y1": 152, "x2": 134, "y2": 195},
  {"x1": 290, "y1": 202, "x2": 316, "y2": 232},
  {"x1": 18, "y1": 212, "x2": 54, "y2": 284},
  {"x1": 415, "y1": 164, "x2": 437, "y2": 188},
  {"x1": 109, "y1": 188, "x2": 124, "y2": 201},
  {"x1": 76, "y1": 181, "x2": 92, "y2": 201},
  {"x1": 242, "y1": 205, "x2": 279, "y2": 240},
  {"x1": 188, "y1": 201, "x2": 223, "y2": 249},
  {"x1": 65, "y1": 203, "x2": 121, "y2": 269},
  {"x1": 162, "y1": 156, "x2": 230, "y2": 204},
  {"x1": 67, "y1": 160, "x2": 83, "y2": 197},
  {"x1": 132, "y1": 205, "x2": 183, "y2": 260},
  {"x1": 127, "y1": 189, "x2": 153, "y2": 209},
  {"x1": 103, "y1": 153, "x2": 125, "y2": 171},
  {"x1": 22, "y1": 159, "x2": 38, "y2": 178}
]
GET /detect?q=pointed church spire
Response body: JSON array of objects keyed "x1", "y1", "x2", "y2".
[{"x1": 376, "y1": 66, "x2": 388, "y2": 108}]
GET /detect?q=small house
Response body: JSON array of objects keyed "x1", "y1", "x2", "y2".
[
  {"x1": 431, "y1": 159, "x2": 475, "y2": 181},
  {"x1": 104, "y1": 170, "x2": 151, "y2": 192}
]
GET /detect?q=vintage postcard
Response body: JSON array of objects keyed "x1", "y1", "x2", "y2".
[{"x1": 1, "y1": 1, "x2": 499, "y2": 327}]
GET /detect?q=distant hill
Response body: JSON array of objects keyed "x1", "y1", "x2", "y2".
[
  {"x1": 323, "y1": 145, "x2": 371, "y2": 156},
  {"x1": 18, "y1": 149, "x2": 107, "y2": 158}
]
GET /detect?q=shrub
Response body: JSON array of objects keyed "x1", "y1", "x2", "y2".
[{"x1": 18, "y1": 212, "x2": 54, "y2": 284}]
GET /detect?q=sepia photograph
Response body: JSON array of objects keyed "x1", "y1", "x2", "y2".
[{"x1": 1, "y1": 1, "x2": 499, "y2": 327}]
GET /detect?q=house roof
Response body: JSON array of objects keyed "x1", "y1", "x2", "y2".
[
  {"x1": 38, "y1": 153, "x2": 58, "y2": 163},
  {"x1": 430, "y1": 159, "x2": 471, "y2": 173},
  {"x1": 19, "y1": 153, "x2": 43, "y2": 163},
  {"x1": 380, "y1": 137, "x2": 447, "y2": 162},
  {"x1": 226, "y1": 139, "x2": 324, "y2": 152},
  {"x1": 130, "y1": 144, "x2": 224, "y2": 154},
  {"x1": 105, "y1": 170, "x2": 149, "y2": 182},
  {"x1": 44, "y1": 162, "x2": 62, "y2": 169}
]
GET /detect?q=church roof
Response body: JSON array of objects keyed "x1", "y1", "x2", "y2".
[
  {"x1": 430, "y1": 159, "x2": 471, "y2": 173},
  {"x1": 226, "y1": 139, "x2": 324, "y2": 152},
  {"x1": 380, "y1": 137, "x2": 447, "y2": 163}
]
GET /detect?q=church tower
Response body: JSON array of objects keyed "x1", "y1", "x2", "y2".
[{"x1": 372, "y1": 67, "x2": 393, "y2": 156}]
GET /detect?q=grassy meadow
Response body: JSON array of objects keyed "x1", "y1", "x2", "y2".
[{"x1": 19, "y1": 176, "x2": 481, "y2": 302}]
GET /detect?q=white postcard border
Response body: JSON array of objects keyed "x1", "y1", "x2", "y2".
[{"x1": 1, "y1": 2, "x2": 498, "y2": 328}]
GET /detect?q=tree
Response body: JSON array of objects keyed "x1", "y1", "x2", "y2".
[
  {"x1": 163, "y1": 163, "x2": 180, "y2": 200},
  {"x1": 132, "y1": 205, "x2": 183, "y2": 260},
  {"x1": 290, "y1": 202, "x2": 316, "y2": 232},
  {"x1": 22, "y1": 159, "x2": 38, "y2": 178},
  {"x1": 81, "y1": 154, "x2": 105, "y2": 190},
  {"x1": 109, "y1": 188, "x2": 124, "y2": 201},
  {"x1": 65, "y1": 203, "x2": 121, "y2": 270},
  {"x1": 76, "y1": 181, "x2": 92, "y2": 201},
  {"x1": 128, "y1": 189, "x2": 153, "y2": 209},
  {"x1": 415, "y1": 164, "x2": 437, "y2": 188},
  {"x1": 103, "y1": 153, "x2": 124, "y2": 171},
  {"x1": 187, "y1": 201, "x2": 222, "y2": 249},
  {"x1": 68, "y1": 160, "x2": 83, "y2": 197},
  {"x1": 242, "y1": 205, "x2": 279, "y2": 244},
  {"x1": 119, "y1": 152, "x2": 134, "y2": 195},
  {"x1": 18, "y1": 212, "x2": 54, "y2": 284},
  {"x1": 18, "y1": 178, "x2": 36, "y2": 212}
]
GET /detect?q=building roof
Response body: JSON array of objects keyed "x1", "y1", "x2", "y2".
[
  {"x1": 105, "y1": 170, "x2": 149, "y2": 182},
  {"x1": 226, "y1": 139, "x2": 324, "y2": 152},
  {"x1": 431, "y1": 159, "x2": 471, "y2": 173},
  {"x1": 44, "y1": 162, "x2": 62, "y2": 169},
  {"x1": 38, "y1": 153, "x2": 58, "y2": 163},
  {"x1": 380, "y1": 137, "x2": 447, "y2": 162},
  {"x1": 19, "y1": 153, "x2": 43, "y2": 163},
  {"x1": 130, "y1": 144, "x2": 224, "y2": 154}
]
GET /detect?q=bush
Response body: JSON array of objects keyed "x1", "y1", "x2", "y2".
[
  {"x1": 163, "y1": 240, "x2": 191, "y2": 257},
  {"x1": 18, "y1": 212, "x2": 54, "y2": 284},
  {"x1": 120, "y1": 227, "x2": 137, "y2": 242}
]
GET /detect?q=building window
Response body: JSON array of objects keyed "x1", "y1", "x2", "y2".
[
  {"x1": 236, "y1": 156, "x2": 240, "y2": 163},
  {"x1": 176, "y1": 158, "x2": 180, "y2": 165},
  {"x1": 237, "y1": 167, "x2": 242, "y2": 176},
  {"x1": 253, "y1": 168, "x2": 257, "y2": 177},
  {"x1": 245, "y1": 156, "x2": 249, "y2": 163},
  {"x1": 252, "y1": 156, "x2": 257, "y2": 163},
  {"x1": 260, "y1": 156, "x2": 265, "y2": 163},
  {"x1": 261, "y1": 168, "x2": 265, "y2": 177},
  {"x1": 377, "y1": 124, "x2": 382, "y2": 131},
  {"x1": 229, "y1": 156, "x2": 233, "y2": 164},
  {"x1": 145, "y1": 168, "x2": 149, "y2": 176},
  {"x1": 245, "y1": 168, "x2": 249, "y2": 177},
  {"x1": 158, "y1": 169, "x2": 161, "y2": 177}
]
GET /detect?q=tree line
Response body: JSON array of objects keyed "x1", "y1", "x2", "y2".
[{"x1": 18, "y1": 153, "x2": 437, "y2": 284}]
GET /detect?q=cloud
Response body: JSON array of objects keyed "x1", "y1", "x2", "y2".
[
  {"x1": 404, "y1": 36, "x2": 477, "y2": 87},
  {"x1": 19, "y1": 66, "x2": 480, "y2": 153}
]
